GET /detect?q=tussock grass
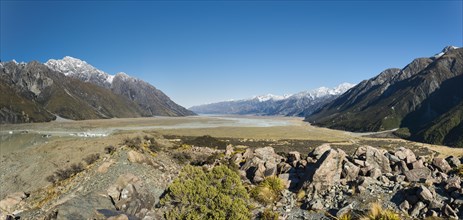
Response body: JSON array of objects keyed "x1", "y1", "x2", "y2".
[
  {"x1": 251, "y1": 176, "x2": 285, "y2": 205},
  {"x1": 361, "y1": 202, "x2": 400, "y2": 220}
]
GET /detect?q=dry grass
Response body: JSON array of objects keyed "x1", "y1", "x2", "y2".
[
  {"x1": 361, "y1": 202, "x2": 400, "y2": 220},
  {"x1": 251, "y1": 176, "x2": 286, "y2": 205}
]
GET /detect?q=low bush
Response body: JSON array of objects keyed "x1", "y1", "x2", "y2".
[
  {"x1": 251, "y1": 176, "x2": 285, "y2": 205},
  {"x1": 172, "y1": 152, "x2": 192, "y2": 164},
  {"x1": 83, "y1": 153, "x2": 100, "y2": 165},
  {"x1": 148, "y1": 142, "x2": 162, "y2": 153},
  {"x1": 46, "y1": 162, "x2": 84, "y2": 183},
  {"x1": 182, "y1": 135, "x2": 227, "y2": 149},
  {"x1": 161, "y1": 165, "x2": 251, "y2": 220},
  {"x1": 104, "y1": 145, "x2": 116, "y2": 154},
  {"x1": 124, "y1": 137, "x2": 142, "y2": 149},
  {"x1": 393, "y1": 127, "x2": 411, "y2": 139},
  {"x1": 454, "y1": 165, "x2": 463, "y2": 177}
]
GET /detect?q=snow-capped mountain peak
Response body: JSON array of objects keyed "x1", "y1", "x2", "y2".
[
  {"x1": 433, "y1": 45, "x2": 460, "y2": 59},
  {"x1": 189, "y1": 82, "x2": 356, "y2": 116},
  {"x1": 292, "y1": 83, "x2": 355, "y2": 99},
  {"x1": 45, "y1": 56, "x2": 115, "y2": 87},
  {"x1": 252, "y1": 94, "x2": 292, "y2": 102}
]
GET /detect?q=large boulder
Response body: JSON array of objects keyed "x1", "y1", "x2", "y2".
[
  {"x1": 432, "y1": 158, "x2": 452, "y2": 173},
  {"x1": 395, "y1": 147, "x2": 417, "y2": 164},
  {"x1": 403, "y1": 167, "x2": 432, "y2": 182},
  {"x1": 240, "y1": 147, "x2": 284, "y2": 183},
  {"x1": 299, "y1": 146, "x2": 345, "y2": 193},
  {"x1": 364, "y1": 146, "x2": 391, "y2": 173},
  {"x1": 445, "y1": 156, "x2": 461, "y2": 168},
  {"x1": 254, "y1": 147, "x2": 283, "y2": 162},
  {"x1": 417, "y1": 185, "x2": 434, "y2": 203},
  {"x1": 310, "y1": 143, "x2": 332, "y2": 160}
]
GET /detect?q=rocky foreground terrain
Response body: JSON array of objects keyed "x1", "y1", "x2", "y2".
[{"x1": 1, "y1": 134, "x2": 463, "y2": 220}]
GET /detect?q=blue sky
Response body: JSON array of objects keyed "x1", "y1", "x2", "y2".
[{"x1": 1, "y1": 1, "x2": 462, "y2": 108}]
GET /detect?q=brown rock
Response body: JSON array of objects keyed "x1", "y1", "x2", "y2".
[
  {"x1": 0, "y1": 192, "x2": 27, "y2": 212},
  {"x1": 403, "y1": 167, "x2": 432, "y2": 182},
  {"x1": 287, "y1": 151, "x2": 301, "y2": 163},
  {"x1": 395, "y1": 147, "x2": 417, "y2": 163},
  {"x1": 417, "y1": 185, "x2": 433, "y2": 203},
  {"x1": 432, "y1": 158, "x2": 452, "y2": 173},
  {"x1": 410, "y1": 159, "x2": 424, "y2": 169},
  {"x1": 264, "y1": 161, "x2": 277, "y2": 177},
  {"x1": 127, "y1": 150, "x2": 150, "y2": 164},
  {"x1": 277, "y1": 162, "x2": 292, "y2": 173},
  {"x1": 445, "y1": 177, "x2": 461, "y2": 191},
  {"x1": 311, "y1": 143, "x2": 332, "y2": 159},
  {"x1": 342, "y1": 160, "x2": 360, "y2": 182},
  {"x1": 446, "y1": 156, "x2": 461, "y2": 168},
  {"x1": 230, "y1": 153, "x2": 243, "y2": 166},
  {"x1": 300, "y1": 149, "x2": 345, "y2": 192},
  {"x1": 365, "y1": 146, "x2": 391, "y2": 173},
  {"x1": 255, "y1": 147, "x2": 281, "y2": 162},
  {"x1": 225, "y1": 144, "x2": 234, "y2": 157},
  {"x1": 97, "y1": 160, "x2": 114, "y2": 173},
  {"x1": 108, "y1": 214, "x2": 129, "y2": 220},
  {"x1": 242, "y1": 148, "x2": 254, "y2": 160}
]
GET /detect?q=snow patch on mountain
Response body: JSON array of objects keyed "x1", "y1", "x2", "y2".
[
  {"x1": 45, "y1": 56, "x2": 115, "y2": 86},
  {"x1": 291, "y1": 83, "x2": 355, "y2": 100},
  {"x1": 252, "y1": 94, "x2": 292, "y2": 102},
  {"x1": 433, "y1": 46, "x2": 459, "y2": 59}
]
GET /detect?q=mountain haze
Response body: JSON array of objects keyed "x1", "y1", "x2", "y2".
[{"x1": 189, "y1": 83, "x2": 355, "y2": 116}]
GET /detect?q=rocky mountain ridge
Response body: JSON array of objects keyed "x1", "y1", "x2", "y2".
[
  {"x1": 306, "y1": 46, "x2": 463, "y2": 147},
  {"x1": 189, "y1": 83, "x2": 355, "y2": 116},
  {"x1": 0, "y1": 58, "x2": 195, "y2": 123},
  {"x1": 45, "y1": 56, "x2": 195, "y2": 117}
]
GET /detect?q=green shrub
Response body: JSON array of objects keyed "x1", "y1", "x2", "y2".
[
  {"x1": 161, "y1": 165, "x2": 251, "y2": 220},
  {"x1": 393, "y1": 127, "x2": 411, "y2": 139},
  {"x1": 251, "y1": 176, "x2": 285, "y2": 205}
]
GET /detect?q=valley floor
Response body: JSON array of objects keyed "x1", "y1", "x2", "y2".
[{"x1": 1, "y1": 116, "x2": 462, "y2": 219}]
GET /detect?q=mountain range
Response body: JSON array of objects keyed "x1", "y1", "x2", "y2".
[
  {"x1": 189, "y1": 83, "x2": 355, "y2": 116},
  {"x1": 306, "y1": 46, "x2": 463, "y2": 147},
  {"x1": 0, "y1": 57, "x2": 195, "y2": 123}
]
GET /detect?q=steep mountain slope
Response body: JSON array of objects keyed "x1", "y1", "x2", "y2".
[
  {"x1": 0, "y1": 81, "x2": 55, "y2": 123},
  {"x1": 306, "y1": 46, "x2": 463, "y2": 146},
  {"x1": 189, "y1": 83, "x2": 354, "y2": 116},
  {"x1": 45, "y1": 57, "x2": 195, "y2": 117},
  {"x1": 0, "y1": 61, "x2": 143, "y2": 122},
  {"x1": 414, "y1": 101, "x2": 463, "y2": 147},
  {"x1": 111, "y1": 72, "x2": 195, "y2": 116}
]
